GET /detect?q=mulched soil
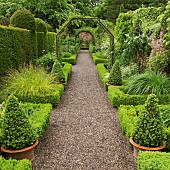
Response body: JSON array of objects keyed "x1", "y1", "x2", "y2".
[{"x1": 33, "y1": 50, "x2": 136, "y2": 170}]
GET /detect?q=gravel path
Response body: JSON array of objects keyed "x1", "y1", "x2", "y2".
[{"x1": 33, "y1": 50, "x2": 136, "y2": 170}]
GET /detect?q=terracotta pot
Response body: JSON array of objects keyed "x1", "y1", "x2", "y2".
[
  {"x1": 1, "y1": 140, "x2": 38, "y2": 161},
  {"x1": 106, "y1": 83, "x2": 119, "y2": 86},
  {"x1": 130, "y1": 137, "x2": 166, "y2": 158}
]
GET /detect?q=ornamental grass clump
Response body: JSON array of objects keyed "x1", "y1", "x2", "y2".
[
  {"x1": 5, "y1": 65, "x2": 58, "y2": 97},
  {"x1": 2, "y1": 95, "x2": 35, "y2": 150},
  {"x1": 133, "y1": 94, "x2": 165, "y2": 147},
  {"x1": 126, "y1": 71, "x2": 170, "y2": 96},
  {"x1": 108, "y1": 60, "x2": 122, "y2": 85},
  {"x1": 51, "y1": 60, "x2": 65, "y2": 83}
]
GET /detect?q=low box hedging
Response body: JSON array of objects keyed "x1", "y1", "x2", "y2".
[
  {"x1": 0, "y1": 156, "x2": 32, "y2": 170},
  {"x1": 23, "y1": 103, "x2": 52, "y2": 139},
  {"x1": 62, "y1": 54, "x2": 77, "y2": 65},
  {"x1": 118, "y1": 105, "x2": 170, "y2": 150},
  {"x1": 92, "y1": 55, "x2": 108, "y2": 65},
  {"x1": 108, "y1": 86, "x2": 170, "y2": 108},
  {"x1": 62, "y1": 63, "x2": 72, "y2": 83},
  {"x1": 96, "y1": 64, "x2": 109, "y2": 90},
  {"x1": 137, "y1": 151, "x2": 170, "y2": 170},
  {"x1": 14, "y1": 84, "x2": 64, "y2": 107}
]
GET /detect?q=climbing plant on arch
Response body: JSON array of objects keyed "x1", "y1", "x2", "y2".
[{"x1": 56, "y1": 16, "x2": 115, "y2": 67}]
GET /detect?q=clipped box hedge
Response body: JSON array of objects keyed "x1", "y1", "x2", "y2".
[
  {"x1": 92, "y1": 55, "x2": 108, "y2": 65},
  {"x1": 23, "y1": 103, "x2": 52, "y2": 139},
  {"x1": 14, "y1": 84, "x2": 64, "y2": 107},
  {"x1": 0, "y1": 156, "x2": 32, "y2": 170},
  {"x1": 137, "y1": 151, "x2": 170, "y2": 170},
  {"x1": 108, "y1": 86, "x2": 170, "y2": 108},
  {"x1": 118, "y1": 105, "x2": 170, "y2": 150},
  {"x1": 96, "y1": 64, "x2": 109, "y2": 90},
  {"x1": 63, "y1": 63, "x2": 72, "y2": 83},
  {"x1": 62, "y1": 54, "x2": 77, "y2": 65}
]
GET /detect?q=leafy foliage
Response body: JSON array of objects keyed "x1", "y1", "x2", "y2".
[
  {"x1": 137, "y1": 151, "x2": 170, "y2": 170},
  {"x1": 121, "y1": 64, "x2": 138, "y2": 79},
  {"x1": 35, "y1": 18, "x2": 47, "y2": 33},
  {"x1": 133, "y1": 94, "x2": 165, "y2": 147},
  {"x1": 161, "y1": 107, "x2": 170, "y2": 128},
  {"x1": 126, "y1": 71, "x2": 170, "y2": 96},
  {"x1": 10, "y1": 9, "x2": 35, "y2": 31},
  {"x1": 3, "y1": 95, "x2": 35, "y2": 149},
  {"x1": 108, "y1": 60, "x2": 122, "y2": 85},
  {"x1": 5, "y1": 65, "x2": 58, "y2": 97},
  {"x1": 51, "y1": 60, "x2": 65, "y2": 83}
]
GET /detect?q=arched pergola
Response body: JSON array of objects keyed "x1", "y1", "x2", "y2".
[{"x1": 56, "y1": 17, "x2": 114, "y2": 66}]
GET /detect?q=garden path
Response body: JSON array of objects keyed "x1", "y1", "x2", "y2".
[{"x1": 33, "y1": 50, "x2": 136, "y2": 170}]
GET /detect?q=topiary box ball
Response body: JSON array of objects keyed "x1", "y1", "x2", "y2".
[{"x1": 10, "y1": 9, "x2": 35, "y2": 31}]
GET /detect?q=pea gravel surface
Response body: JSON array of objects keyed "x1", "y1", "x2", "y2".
[{"x1": 33, "y1": 50, "x2": 136, "y2": 170}]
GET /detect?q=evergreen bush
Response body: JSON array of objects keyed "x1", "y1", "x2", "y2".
[
  {"x1": 51, "y1": 60, "x2": 65, "y2": 83},
  {"x1": 108, "y1": 60, "x2": 122, "y2": 85},
  {"x1": 3, "y1": 95, "x2": 35, "y2": 150},
  {"x1": 10, "y1": 9, "x2": 35, "y2": 31},
  {"x1": 133, "y1": 94, "x2": 165, "y2": 147},
  {"x1": 35, "y1": 18, "x2": 47, "y2": 33}
]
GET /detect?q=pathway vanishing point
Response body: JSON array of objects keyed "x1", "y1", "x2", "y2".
[{"x1": 33, "y1": 50, "x2": 136, "y2": 170}]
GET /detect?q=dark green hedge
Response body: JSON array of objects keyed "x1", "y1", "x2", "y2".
[
  {"x1": 0, "y1": 26, "x2": 37, "y2": 78},
  {"x1": 92, "y1": 55, "x2": 108, "y2": 65},
  {"x1": 96, "y1": 64, "x2": 109, "y2": 90},
  {"x1": 36, "y1": 32, "x2": 56, "y2": 57},
  {"x1": 118, "y1": 105, "x2": 170, "y2": 150},
  {"x1": 23, "y1": 103, "x2": 52, "y2": 139},
  {"x1": 63, "y1": 63, "x2": 72, "y2": 83},
  {"x1": 137, "y1": 151, "x2": 170, "y2": 170},
  {"x1": 62, "y1": 54, "x2": 77, "y2": 65},
  {"x1": 0, "y1": 26, "x2": 56, "y2": 80},
  {"x1": 14, "y1": 84, "x2": 64, "y2": 107},
  {"x1": 0, "y1": 156, "x2": 32, "y2": 170},
  {"x1": 108, "y1": 86, "x2": 170, "y2": 108}
]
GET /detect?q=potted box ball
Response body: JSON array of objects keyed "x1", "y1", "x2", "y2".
[
  {"x1": 107, "y1": 60, "x2": 122, "y2": 86},
  {"x1": 130, "y1": 94, "x2": 166, "y2": 158},
  {"x1": 1, "y1": 95, "x2": 38, "y2": 161}
]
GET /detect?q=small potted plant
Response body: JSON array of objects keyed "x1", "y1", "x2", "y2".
[
  {"x1": 51, "y1": 60, "x2": 65, "y2": 84},
  {"x1": 130, "y1": 94, "x2": 166, "y2": 158},
  {"x1": 107, "y1": 60, "x2": 122, "y2": 86},
  {"x1": 1, "y1": 95, "x2": 38, "y2": 161}
]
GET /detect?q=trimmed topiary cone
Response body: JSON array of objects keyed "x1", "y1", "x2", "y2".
[
  {"x1": 108, "y1": 60, "x2": 122, "y2": 85},
  {"x1": 51, "y1": 60, "x2": 65, "y2": 83},
  {"x1": 2, "y1": 95, "x2": 35, "y2": 150},
  {"x1": 133, "y1": 94, "x2": 165, "y2": 147}
]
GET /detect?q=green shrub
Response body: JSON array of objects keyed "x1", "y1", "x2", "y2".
[
  {"x1": 23, "y1": 103, "x2": 52, "y2": 139},
  {"x1": 92, "y1": 55, "x2": 108, "y2": 65},
  {"x1": 61, "y1": 52, "x2": 72, "y2": 58},
  {"x1": 62, "y1": 54, "x2": 77, "y2": 65},
  {"x1": 108, "y1": 60, "x2": 122, "y2": 85},
  {"x1": 121, "y1": 64, "x2": 138, "y2": 79},
  {"x1": 126, "y1": 71, "x2": 170, "y2": 96},
  {"x1": 63, "y1": 63, "x2": 72, "y2": 83},
  {"x1": 0, "y1": 26, "x2": 37, "y2": 79},
  {"x1": 133, "y1": 94, "x2": 165, "y2": 147},
  {"x1": 161, "y1": 107, "x2": 170, "y2": 128},
  {"x1": 96, "y1": 64, "x2": 109, "y2": 90},
  {"x1": 3, "y1": 95, "x2": 35, "y2": 150},
  {"x1": 6, "y1": 66, "x2": 58, "y2": 96},
  {"x1": 35, "y1": 52, "x2": 56, "y2": 73},
  {"x1": 148, "y1": 52, "x2": 169, "y2": 72},
  {"x1": 118, "y1": 104, "x2": 170, "y2": 150},
  {"x1": 35, "y1": 18, "x2": 47, "y2": 33},
  {"x1": 10, "y1": 9, "x2": 35, "y2": 31},
  {"x1": 51, "y1": 60, "x2": 65, "y2": 83},
  {"x1": 137, "y1": 151, "x2": 170, "y2": 170},
  {"x1": 0, "y1": 156, "x2": 32, "y2": 170},
  {"x1": 108, "y1": 86, "x2": 170, "y2": 108}
]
